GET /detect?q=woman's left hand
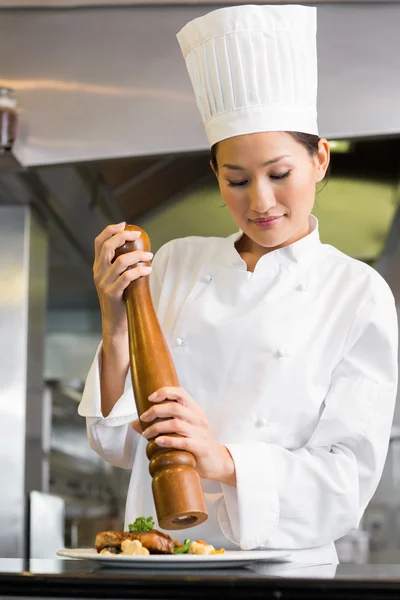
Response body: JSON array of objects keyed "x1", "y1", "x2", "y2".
[{"x1": 140, "y1": 386, "x2": 236, "y2": 486}]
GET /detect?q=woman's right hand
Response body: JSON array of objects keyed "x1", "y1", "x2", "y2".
[{"x1": 93, "y1": 222, "x2": 154, "y2": 338}]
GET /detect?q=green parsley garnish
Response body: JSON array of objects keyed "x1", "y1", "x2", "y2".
[{"x1": 128, "y1": 516, "x2": 155, "y2": 533}]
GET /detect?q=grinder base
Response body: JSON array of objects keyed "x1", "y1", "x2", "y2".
[{"x1": 152, "y1": 464, "x2": 208, "y2": 531}]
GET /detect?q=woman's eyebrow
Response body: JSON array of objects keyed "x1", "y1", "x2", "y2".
[{"x1": 222, "y1": 155, "x2": 291, "y2": 170}]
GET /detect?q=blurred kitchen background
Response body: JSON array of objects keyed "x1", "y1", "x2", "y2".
[{"x1": 0, "y1": 0, "x2": 399, "y2": 565}]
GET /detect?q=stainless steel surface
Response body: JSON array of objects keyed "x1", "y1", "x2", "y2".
[
  {"x1": 0, "y1": 206, "x2": 48, "y2": 558},
  {"x1": 0, "y1": 152, "x2": 22, "y2": 173},
  {"x1": 5, "y1": 557, "x2": 400, "y2": 579},
  {"x1": 0, "y1": 4, "x2": 400, "y2": 166},
  {"x1": 25, "y1": 209, "x2": 49, "y2": 496},
  {"x1": 0, "y1": 168, "x2": 110, "y2": 310},
  {"x1": 40, "y1": 381, "x2": 128, "y2": 548},
  {"x1": 34, "y1": 166, "x2": 109, "y2": 265},
  {"x1": 3, "y1": 0, "x2": 400, "y2": 6},
  {"x1": 29, "y1": 492, "x2": 65, "y2": 559}
]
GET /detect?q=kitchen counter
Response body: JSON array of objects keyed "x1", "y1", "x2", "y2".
[{"x1": 2, "y1": 559, "x2": 400, "y2": 599}]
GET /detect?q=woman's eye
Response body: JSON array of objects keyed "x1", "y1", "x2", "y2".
[
  {"x1": 228, "y1": 180, "x2": 248, "y2": 187},
  {"x1": 270, "y1": 171, "x2": 291, "y2": 180},
  {"x1": 227, "y1": 171, "x2": 291, "y2": 186}
]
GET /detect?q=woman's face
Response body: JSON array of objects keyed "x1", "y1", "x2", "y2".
[{"x1": 212, "y1": 132, "x2": 330, "y2": 255}]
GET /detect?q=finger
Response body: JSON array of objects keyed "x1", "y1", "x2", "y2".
[
  {"x1": 141, "y1": 402, "x2": 204, "y2": 427},
  {"x1": 105, "y1": 264, "x2": 152, "y2": 298},
  {"x1": 155, "y1": 435, "x2": 203, "y2": 454},
  {"x1": 96, "y1": 248, "x2": 152, "y2": 289},
  {"x1": 106, "y1": 249, "x2": 153, "y2": 282},
  {"x1": 98, "y1": 229, "x2": 143, "y2": 269},
  {"x1": 131, "y1": 419, "x2": 143, "y2": 434},
  {"x1": 94, "y1": 222, "x2": 126, "y2": 262},
  {"x1": 143, "y1": 418, "x2": 197, "y2": 440},
  {"x1": 148, "y1": 387, "x2": 199, "y2": 410}
]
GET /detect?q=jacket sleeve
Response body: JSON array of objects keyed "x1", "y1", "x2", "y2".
[
  {"x1": 219, "y1": 287, "x2": 399, "y2": 550},
  {"x1": 77, "y1": 242, "x2": 171, "y2": 469}
]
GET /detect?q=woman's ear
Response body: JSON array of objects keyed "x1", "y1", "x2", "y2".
[
  {"x1": 210, "y1": 160, "x2": 219, "y2": 179},
  {"x1": 315, "y1": 138, "x2": 330, "y2": 182}
]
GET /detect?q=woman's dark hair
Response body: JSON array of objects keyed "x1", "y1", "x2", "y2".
[{"x1": 210, "y1": 132, "x2": 320, "y2": 171}]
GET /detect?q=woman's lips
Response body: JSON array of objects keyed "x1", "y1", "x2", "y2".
[{"x1": 252, "y1": 216, "x2": 283, "y2": 228}]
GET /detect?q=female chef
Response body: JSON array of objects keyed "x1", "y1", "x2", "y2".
[{"x1": 79, "y1": 5, "x2": 398, "y2": 563}]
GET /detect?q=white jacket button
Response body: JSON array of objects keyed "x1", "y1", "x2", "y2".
[
  {"x1": 176, "y1": 337, "x2": 187, "y2": 347},
  {"x1": 276, "y1": 348, "x2": 289, "y2": 358},
  {"x1": 296, "y1": 283, "x2": 307, "y2": 291},
  {"x1": 204, "y1": 274, "x2": 212, "y2": 283},
  {"x1": 255, "y1": 417, "x2": 269, "y2": 428}
]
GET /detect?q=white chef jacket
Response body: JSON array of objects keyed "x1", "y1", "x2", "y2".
[{"x1": 79, "y1": 216, "x2": 398, "y2": 564}]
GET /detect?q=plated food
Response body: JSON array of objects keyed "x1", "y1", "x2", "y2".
[{"x1": 95, "y1": 516, "x2": 224, "y2": 557}]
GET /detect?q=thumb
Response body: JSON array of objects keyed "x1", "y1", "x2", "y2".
[{"x1": 131, "y1": 419, "x2": 143, "y2": 434}]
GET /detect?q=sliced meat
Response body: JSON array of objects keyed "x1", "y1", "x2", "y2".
[
  {"x1": 95, "y1": 531, "x2": 125, "y2": 552},
  {"x1": 134, "y1": 531, "x2": 175, "y2": 555},
  {"x1": 95, "y1": 530, "x2": 174, "y2": 554}
]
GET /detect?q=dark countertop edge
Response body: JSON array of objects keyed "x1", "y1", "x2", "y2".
[{"x1": 2, "y1": 573, "x2": 400, "y2": 599}]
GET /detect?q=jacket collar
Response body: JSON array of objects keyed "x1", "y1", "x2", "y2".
[{"x1": 224, "y1": 215, "x2": 321, "y2": 273}]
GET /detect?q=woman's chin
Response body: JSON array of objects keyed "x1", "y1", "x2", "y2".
[{"x1": 245, "y1": 222, "x2": 291, "y2": 249}]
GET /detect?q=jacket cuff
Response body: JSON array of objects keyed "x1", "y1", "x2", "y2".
[
  {"x1": 219, "y1": 443, "x2": 280, "y2": 550},
  {"x1": 78, "y1": 341, "x2": 137, "y2": 425}
]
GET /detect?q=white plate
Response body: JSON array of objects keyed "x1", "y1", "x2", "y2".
[{"x1": 57, "y1": 548, "x2": 291, "y2": 570}]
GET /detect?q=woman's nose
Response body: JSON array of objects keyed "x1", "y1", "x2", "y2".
[{"x1": 249, "y1": 184, "x2": 277, "y2": 213}]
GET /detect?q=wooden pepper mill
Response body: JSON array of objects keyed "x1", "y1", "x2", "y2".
[{"x1": 114, "y1": 224, "x2": 208, "y2": 530}]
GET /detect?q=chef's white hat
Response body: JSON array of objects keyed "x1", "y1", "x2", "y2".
[{"x1": 176, "y1": 4, "x2": 318, "y2": 147}]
